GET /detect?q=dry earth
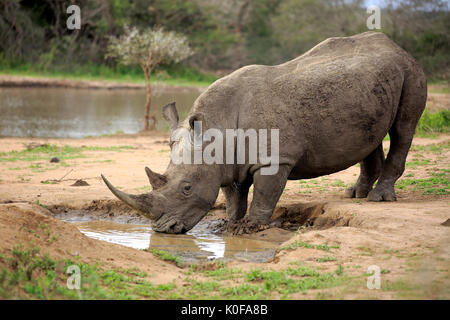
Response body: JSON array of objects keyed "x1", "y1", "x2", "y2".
[{"x1": 0, "y1": 131, "x2": 448, "y2": 299}]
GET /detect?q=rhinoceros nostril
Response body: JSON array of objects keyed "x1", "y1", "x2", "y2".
[
  {"x1": 173, "y1": 222, "x2": 186, "y2": 234},
  {"x1": 164, "y1": 220, "x2": 177, "y2": 234}
]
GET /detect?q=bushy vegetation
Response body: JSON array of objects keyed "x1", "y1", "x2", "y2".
[
  {"x1": 0, "y1": 0, "x2": 448, "y2": 79},
  {"x1": 416, "y1": 109, "x2": 450, "y2": 134}
]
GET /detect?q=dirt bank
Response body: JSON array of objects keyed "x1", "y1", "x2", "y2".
[
  {"x1": 0, "y1": 133, "x2": 449, "y2": 299},
  {"x1": 0, "y1": 202, "x2": 184, "y2": 283},
  {"x1": 0, "y1": 74, "x2": 207, "y2": 91}
]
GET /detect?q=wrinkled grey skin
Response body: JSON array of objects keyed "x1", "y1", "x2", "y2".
[{"x1": 102, "y1": 32, "x2": 427, "y2": 234}]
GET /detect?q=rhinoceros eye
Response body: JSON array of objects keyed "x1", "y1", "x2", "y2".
[{"x1": 181, "y1": 183, "x2": 192, "y2": 196}]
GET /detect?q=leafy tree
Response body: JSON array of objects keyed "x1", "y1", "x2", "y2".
[{"x1": 106, "y1": 26, "x2": 193, "y2": 130}]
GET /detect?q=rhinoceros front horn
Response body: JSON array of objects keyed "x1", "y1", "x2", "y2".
[{"x1": 101, "y1": 174, "x2": 154, "y2": 218}]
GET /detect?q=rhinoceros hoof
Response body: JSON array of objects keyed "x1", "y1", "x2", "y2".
[
  {"x1": 344, "y1": 184, "x2": 372, "y2": 198},
  {"x1": 227, "y1": 218, "x2": 270, "y2": 235},
  {"x1": 367, "y1": 187, "x2": 396, "y2": 202}
]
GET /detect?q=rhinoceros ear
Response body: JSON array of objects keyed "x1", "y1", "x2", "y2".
[
  {"x1": 145, "y1": 167, "x2": 167, "y2": 189},
  {"x1": 162, "y1": 102, "x2": 179, "y2": 132}
]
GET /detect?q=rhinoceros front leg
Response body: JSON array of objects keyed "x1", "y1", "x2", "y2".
[
  {"x1": 228, "y1": 165, "x2": 291, "y2": 234},
  {"x1": 222, "y1": 180, "x2": 252, "y2": 221}
]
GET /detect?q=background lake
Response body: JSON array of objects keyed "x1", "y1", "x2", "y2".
[{"x1": 0, "y1": 87, "x2": 202, "y2": 138}]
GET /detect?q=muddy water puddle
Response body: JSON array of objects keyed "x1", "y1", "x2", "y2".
[{"x1": 63, "y1": 218, "x2": 279, "y2": 263}]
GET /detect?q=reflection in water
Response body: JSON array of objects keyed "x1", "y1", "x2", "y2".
[
  {"x1": 73, "y1": 221, "x2": 151, "y2": 250},
  {"x1": 70, "y1": 220, "x2": 278, "y2": 262},
  {"x1": 0, "y1": 87, "x2": 202, "y2": 138}
]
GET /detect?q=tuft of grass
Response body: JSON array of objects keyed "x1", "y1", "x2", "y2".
[
  {"x1": 332, "y1": 180, "x2": 345, "y2": 187},
  {"x1": 41, "y1": 180, "x2": 59, "y2": 184},
  {"x1": 405, "y1": 159, "x2": 432, "y2": 168},
  {"x1": 135, "y1": 185, "x2": 152, "y2": 192},
  {"x1": 150, "y1": 249, "x2": 183, "y2": 268},
  {"x1": 317, "y1": 256, "x2": 337, "y2": 263},
  {"x1": 279, "y1": 241, "x2": 338, "y2": 252},
  {"x1": 35, "y1": 200, "x2": 47, "y2": 209},
  {"x1": 356, "y1": 246, "x2": 374, "y2": 256}
]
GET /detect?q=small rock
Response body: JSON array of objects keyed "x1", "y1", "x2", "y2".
[
  {"x1": 71, "y1": 179, "x2": 90, "y2": 187},
  {"x1": 50, "y1": 157, "x2": 60, "y2": 163},
  {"x1": 441, "y1": 218, "x2": 450, "y2": 227}
]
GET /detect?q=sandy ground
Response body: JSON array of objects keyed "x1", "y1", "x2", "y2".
[{"x1": 0, "y1": 131, "x2": 449, "y2": 299}]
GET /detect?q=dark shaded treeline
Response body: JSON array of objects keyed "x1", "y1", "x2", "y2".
[{"x1": 0, "y1": 0, "x2": 448, "y2": 78}]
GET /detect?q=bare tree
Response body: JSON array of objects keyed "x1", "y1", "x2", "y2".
[{"x1": 106, "y1": 27, "x2": 193, "y2": 130}]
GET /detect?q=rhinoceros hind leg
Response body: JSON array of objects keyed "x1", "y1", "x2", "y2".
[
  {"x1": 368, "y1": 73, "x2": 426, "y2": 202},
  {"x1": 367, "y1": 186, "x2": 396, "y2": 201},
  {"x1": 345, "y1": 143, "x2": 385, "y2": 198}
]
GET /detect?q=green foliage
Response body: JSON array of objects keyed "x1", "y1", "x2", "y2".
[
  {"x1": 1, "y1": 0, "x2": 447, "y2": 78},
  {"x1": 416, "y1": 110, "x2": 450, "y2": 134}
]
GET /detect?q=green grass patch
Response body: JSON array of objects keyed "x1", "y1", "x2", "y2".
[
  {"x1": 332, "y1": 179, "x2": 345, "y2": 187},
  {"x1": 410, "y1": 141, "x2": 449, "y2": 153},
  {"x1": 0, "y1": 243, "x2": 181, "y2": 299},
  {"x1": 279, "y1": 241, "x2": 338, "y2": 252},
  {"x1": 0, "y1": 63, "x2": 217, "y2": 88},
  {"x1": 0, "y1": 144, "x2": 133, "y2": 163},
  {"x1": 135, "y1": 185, "x2": 152, "y2": 192},
  {"x1": 428, "y1": 85, "x2": 450, "y2": 94},
  {"x1": 244, "y1": 265, "x2": 348, "y2": 296},
  {"x1": 317, "y1": 256, "x2": 337, "y2": 263},
  {"x1": 202, "y1": 266, "x2": 242, "y2": 280},
  {"x1": 150, "y1": 249, "x2": 183, "y2": 268},
  {"x1": 396, "y1": 169, "x2": 449, "y2": 195},
  {"x1": 405, "y1": 158, "x2": 432, "y2": 168},
  {"x1": 40, "y1": 180, "x2": 59, "y2": 184}
]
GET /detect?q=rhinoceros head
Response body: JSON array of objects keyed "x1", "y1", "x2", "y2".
[{"x1": 101, "y1": 102, "x2": 221, "y2": 233}]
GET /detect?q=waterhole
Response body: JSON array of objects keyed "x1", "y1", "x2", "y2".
[
  {"x1": 62, "y1": 217, "x2": 279, "y2": 263},
  {"x1": 0, "y1": 87, "x2": 201, "y2": 138}
]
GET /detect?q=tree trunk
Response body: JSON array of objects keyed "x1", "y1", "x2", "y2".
[{"x1": 143, "y1": 67, "x2": 152, "y2": 131}]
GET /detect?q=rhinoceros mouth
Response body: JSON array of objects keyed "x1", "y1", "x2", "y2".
[{"x1": 152, "y1": 217, "x2": 188, "y2": 234}]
